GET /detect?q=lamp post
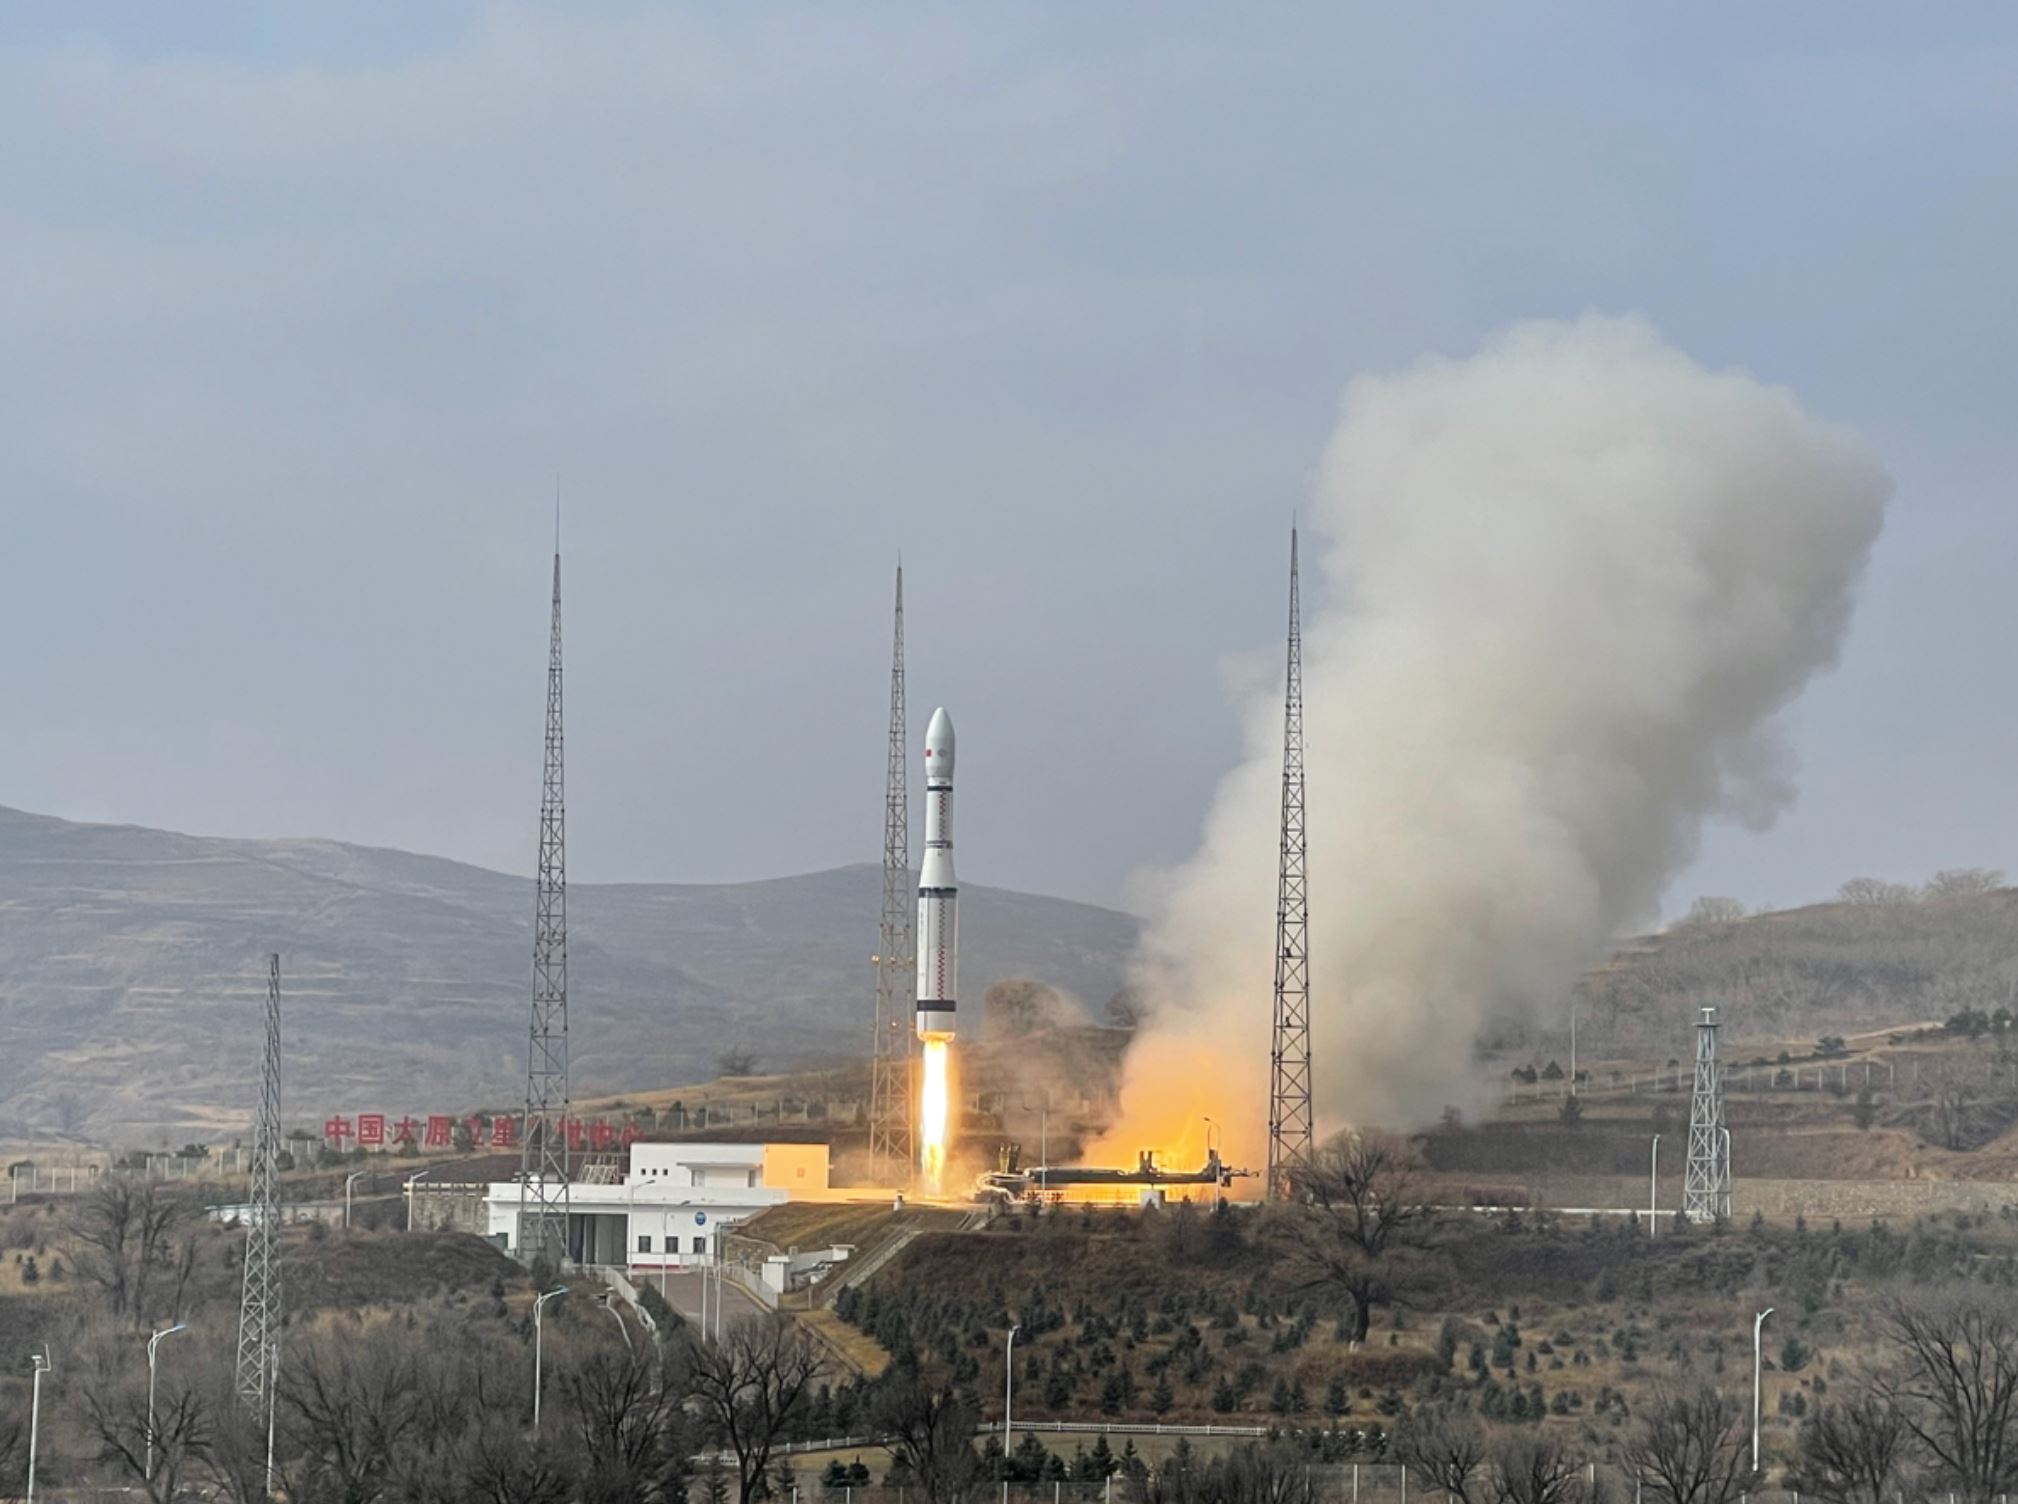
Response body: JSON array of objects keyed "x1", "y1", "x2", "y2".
[
  {"x1": 1649, "y1": 1136, "x2": 1660, "y2": 1238},
  {"x1": 601, "y1": 1294, "x2": 635, "y2": 1354},
  {"x1": 1753, "y1": 1307, "x2": 1774, "y2": 1474},
  {"x1": 405, "y1": 1165, "x2": 433, "y2": 1231},
  {"x1": 146, "y1": 1322, "x2": 187, "y2": 1480},
  {"x1": 533, "y1": 1285, "x2": 569, "y2": 1433},
  {"x1": 27, "y1": 1347, "x2": 52, "y2": 1504},
  {"x1": 344, "y1": 1170, "x2": 366, "y2": 1230},
  {"x1": 1004, "y1": 1323, "x2": 1022, "y2": 1457}
]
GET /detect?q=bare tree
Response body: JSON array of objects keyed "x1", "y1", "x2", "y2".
[
  {"x1": 685, "y1": 1316, "x2": 823, "y2": 1504},
  {"x1": 557, "y1": 1346, "x2": 691, "y2": 1504},
  {"x1": 1877, "y1": 1296, "x2": 2018, "y2": 1501},
  {"x1": 1924, "y1": 869, "x2": 2005, "y2": 900},
  {"x1": 1795, "y1": 1392, "x2": 1916, "y2": 1504},
  {"x1": 83, "y1": 1378, "x2": 214, "y2": 1504},
  {"x1": 282, "y1": 1332, "x2": 424, "y2": 1504},
  {"x1": 0, "y1": 1416, "x2": 25, "y2": 1500},
  {"x1": 70, "y1": 1178, "x2": 195, "y2": 1323},
  {"x1": 1394, "y1": 1405, "x2": 1489, "y2": 1504},
  {"x1": 1195, "y1": 1442, "x2": 1316, "y2": 1504},
  {"x1": 1681, "y1": 897, "x2": 1748, "y2": 929},
  {"x1": 1280, "y1": 1133, "x2": 1432, "y2": 1342},
  {"x1": 1837, "y1": 878, "x2": 1915, "y2": 907},
  {"x1": 1489, "y1": 1434, "x2": 1599, "y2": 1504},
  {"x1": 458, "y1": 1415, "x2": 573, "y2": 1504},
  {"x1": 871, "y1": 1362, "x2": 979, "y2": 1504},
  {"x1": 1623, "y1": 1386, "x2": 1753, "y2": 1504}
]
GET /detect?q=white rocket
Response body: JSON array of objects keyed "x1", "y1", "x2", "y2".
[{"x1": 915, "y1": 706, "x2": 957, "y2": 1041}]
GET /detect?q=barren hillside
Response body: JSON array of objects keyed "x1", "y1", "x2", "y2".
[{"x1": 0, "y1": 805, "x2": 1136, "y2": 1139}]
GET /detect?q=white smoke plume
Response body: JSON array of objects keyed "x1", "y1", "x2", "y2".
[{"x1": 1100, "y1": 316, "x2": 1890, "y2": 1167}]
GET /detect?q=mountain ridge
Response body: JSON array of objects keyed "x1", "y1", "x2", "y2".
[{"x1": 0, "y1": 804, "x2": 1138, "y2": 1139}]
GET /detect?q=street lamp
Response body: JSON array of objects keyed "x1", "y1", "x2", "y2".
[
  {"x1": 533, "y1": 1285, "x2": 569, "y2": 1433},
  {"x1": 1004, "y1": 1323, "x2": 1023, "y2": 1458},
  {"x1": 1648, "y1": 1136, "x2": 1660, "y2": 1239},
  {"x1": 344, "y1": 1170, "x2": 367, "y2": 1230},
  {"x1": 146, "y1": 1322, "x2": 188, "y2": 1480},
  {"x1": 27, "y1": 1347, "x2": 52, "y2": 1504},
  {"x1": 601, "y1": 1294, "x2": 635, "y2": 1354},
  {"x1": 1753, "y1": 1307, "x2": 1775, "y2": 1474},
  {"x1": 405, "y1": 1165, "x2": 433, "y2": 1231}
]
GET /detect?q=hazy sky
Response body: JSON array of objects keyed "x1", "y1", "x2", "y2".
[{"x1": 3, "y1": 5, "x2": 2015, "y2": 918}]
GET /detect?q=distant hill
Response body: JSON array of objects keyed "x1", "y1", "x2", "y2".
[
  {"x1": 1579, "y1": 883, "x2": 2018, "y2": 1057},
  {"x1": 0, "y1": 806, "x2": 1137, "y2": 1139}
]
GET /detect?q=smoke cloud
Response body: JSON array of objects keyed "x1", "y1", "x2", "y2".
[{"x1": 1100, "y1": 316, "x2": 1890, "y2": 1168}]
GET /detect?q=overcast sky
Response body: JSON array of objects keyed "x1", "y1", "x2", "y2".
[{"x1": 3, "y1": 5, "x2": 2015, "y2": 917}]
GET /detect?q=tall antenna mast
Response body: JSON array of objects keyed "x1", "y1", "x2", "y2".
[
  {"x1": 868, "y1": 564, "x2": 915, "y2": 1184},
  {"x1": 1682, "y1": 1005, "x2": 1731, "y2": 1223},
  {"x1": 235, "y1": 953, "x2": 283, "y2": 1413},
  {"x1": 519, "y1": 536, "x2": 571, "y2": 1266},
  {"x1": 1267, "y1": 526, "x2": 1314, "y2": 1200}
]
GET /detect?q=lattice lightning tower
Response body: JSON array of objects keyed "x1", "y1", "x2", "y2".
[
  {"x1": 868, "y1": 565, "x2": 915, "y2": 1184},
  {"x1": 235, "y1": 953, "x2": 283, "y2": 1413},
  {"x1": 519, "y1": 542, "x2": 571, "y2": 1266},
  {"x1": 1267, "y1": 527, "x2": 1314, "y2": 1200},
  {"x1": 1681, "y1": 1005, "x2": 1731, "y2": 1222}
]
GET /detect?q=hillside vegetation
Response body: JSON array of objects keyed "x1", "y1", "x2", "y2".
[{"x1": 1579, "y1": 875, "x2": 2018, "y2": 1057}]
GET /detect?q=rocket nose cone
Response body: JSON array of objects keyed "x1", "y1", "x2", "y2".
[{"x1": 923, "y1": 706, "x2": 955, "y2": 777}]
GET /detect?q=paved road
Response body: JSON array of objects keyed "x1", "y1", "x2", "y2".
[{"x1": 640, "y1": 1267, "x2": 767, "y2": 1332}]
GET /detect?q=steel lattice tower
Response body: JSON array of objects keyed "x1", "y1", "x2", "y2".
[
  {"x1": 235, "y1": 953, "x2": 283, "y2": 1413},
  {"x1": 1267, "y1": 527, "x2": 1314, "y2": 1200},
  {"x1": 518, "y1": 543, "x2": 571, "y2": 1266},
  {"x1": 1681, "y1": 1005, "x2": 1731, "y2": 1222},
  {"x1": 868, "y1": 565, "x2": 915, "y2": 1184}
]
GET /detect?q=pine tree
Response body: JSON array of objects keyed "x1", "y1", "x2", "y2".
[
  {"x1": 1122, "y1": 1440, "x2": 1146, "y2": 1481},
  {"x1": 1151, "y1": 1374, "x2": 1175, "y2": 1415}
]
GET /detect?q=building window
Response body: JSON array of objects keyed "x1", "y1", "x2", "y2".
[
  {"x1": 692, "y1": 1236, "x2": 706, "y2": 1255},
  {"x1": 637, "y1": 1234, "x2": 653, "y2": 1253}
]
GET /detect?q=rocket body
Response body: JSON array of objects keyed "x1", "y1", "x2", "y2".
[{"x1": 915, "y1": 707, "x2": 957, "y2": 1042}]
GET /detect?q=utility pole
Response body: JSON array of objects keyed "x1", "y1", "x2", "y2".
[
  {"x1": 867, "y1": 564, "x2": 915, "y2": 1186},
  {"x1": 1682, "y1": 1005, "x2": 1731, "y2": 1222},
  {"x1": 1267, "y1": 525, "x2": 1314, "y2": 1200},
  {"x1": 520, "y1": 525, "x2": 571, "y2": 1268},
  {"x1": 235, "y1": 955, "x2": 283, "y2": 1415}
]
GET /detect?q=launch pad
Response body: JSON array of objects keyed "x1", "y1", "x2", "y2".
[{"x1": 974, "y1": 1145, "x2": 1255, "y2": 1206}]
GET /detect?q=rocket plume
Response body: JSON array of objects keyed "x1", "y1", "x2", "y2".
[
  {"x1": 920, "y1": 1038, "x2": 951, "y2": 1194},
  {"x1": 1101, "y1": 316, "x2": 1890, "y2": 1164}
]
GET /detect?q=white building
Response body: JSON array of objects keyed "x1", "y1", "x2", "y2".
[{"x1": 483, "y1": 1142, "x2": 830, "y2": 1270}]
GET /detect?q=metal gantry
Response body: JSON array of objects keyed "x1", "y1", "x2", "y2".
[
  {"x1": 1681, "y1": 1004, "x2": 1731, "y2": 1222},
  {"x1": 868, "y1": 565, "x2": 916, "y2": 1184},
  {"x1": 1267, "y1": 526, "x2": 1314, "y2": 1200},
  {"x1": 519, "y1": 545, "x2": 571, "y2": 1267},
  {"x1": 234, "y1": 954, "x2": 283, "y2": 1414}
]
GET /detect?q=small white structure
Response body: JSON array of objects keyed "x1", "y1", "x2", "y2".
[{"x1": 483, "y1": 1142, "x2": 829, "y2": 1270}]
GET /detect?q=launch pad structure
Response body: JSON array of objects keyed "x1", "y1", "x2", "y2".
[
  {"x1": 1681, "y1": 1004, "x2": 1731, "y2": 1222},
  {"x1": 1267, "y1": 526, "x2": 1314, "y2": 1200},
  {"x1": 519, "y1": 541, "x2": 571, "y2": 1267},
  {"x1": 868, "y1": 566, "x2": 915, "y2": 1184}
]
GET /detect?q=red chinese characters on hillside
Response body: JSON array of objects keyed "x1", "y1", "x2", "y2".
[{"x1": 318, "y1": 1112, "x2": 643, "y2": 1151}]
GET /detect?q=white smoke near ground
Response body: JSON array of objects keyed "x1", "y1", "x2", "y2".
[{"x1": 1096, "y1": 316, "x2": 1890, "y2": 1172}]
